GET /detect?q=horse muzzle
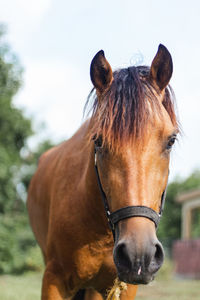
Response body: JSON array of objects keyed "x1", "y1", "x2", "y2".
[{"x1": 113, "y1": 219, "x2": 164, "y2": 285}]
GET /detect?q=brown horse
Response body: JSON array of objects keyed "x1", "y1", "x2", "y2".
[{"x1": 27, "y1": 44, "x2": 179, "y2": 300}]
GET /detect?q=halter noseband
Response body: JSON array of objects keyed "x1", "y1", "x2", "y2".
[{"x1": 94, "y1": 145, "x2": 167, "y2": 239}]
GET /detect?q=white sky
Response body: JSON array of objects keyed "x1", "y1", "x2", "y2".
[{"x1": 0, "y1": 0, "x2": 200, "y2": 180}]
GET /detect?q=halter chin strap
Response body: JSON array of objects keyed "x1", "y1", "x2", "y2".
[{"x1": 94, "y1": 148, "x2": 167, "y2": 239}]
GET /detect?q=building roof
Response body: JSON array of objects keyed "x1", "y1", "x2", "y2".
[{"x1": 176, "y1": 189, "x2": 200, "y2": 203}]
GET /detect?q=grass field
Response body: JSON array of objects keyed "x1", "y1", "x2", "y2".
[
  {"x1": 136, "y1": 278, "x2": 200, "y2": 300},
  {"x1": 136, "y1": 259, "x2": 200, "y2": 300},
  {"x1": 0, "y1": 272, "x2": 42, "y2": 300},
  {"x1": 0, "y1": 261, "x2": 199, "y2": 300}
]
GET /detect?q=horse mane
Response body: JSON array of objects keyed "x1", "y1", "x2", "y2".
[{"x1": 85, "y1": 65, "x2": 178, "y2": 150}]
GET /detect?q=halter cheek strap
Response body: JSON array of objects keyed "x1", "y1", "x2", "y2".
[{"x1": 94, "y1": 148, "x2": 167, "y2": 239}]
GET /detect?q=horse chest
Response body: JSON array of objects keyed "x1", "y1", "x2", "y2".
[{"x1": 74, "y1": 240, "x2": 114, "y2": 280}]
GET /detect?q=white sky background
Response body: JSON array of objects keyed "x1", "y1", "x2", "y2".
[{"x1": 0, "y1": 0, "x2": 200, "y2": 180}]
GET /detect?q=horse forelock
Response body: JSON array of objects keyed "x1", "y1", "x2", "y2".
[{"x1": 85, "y1": 65, "x2": 178, "y2": 151}]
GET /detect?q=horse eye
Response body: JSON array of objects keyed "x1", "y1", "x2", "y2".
[
  {"x1": 166, "y1": 136, "x2": 176, "y2": 150},
  {"x1": 95, "y1": 135, "x2": 103, "y2": 148}
]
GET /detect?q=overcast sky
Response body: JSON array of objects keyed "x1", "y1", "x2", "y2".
[{"x1": 0, "y1": 0, "x2": 200, "y2": 181}]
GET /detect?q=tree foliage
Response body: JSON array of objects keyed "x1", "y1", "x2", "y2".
[
  {"x1": 0, "y1": 26, "x2": 32, "y2": 214},
  {"x1": 0, "y1": 139, "x2": 54, "y2": 274},
  {"x1": 158, "y1": 170, "x2": 200, "y2": 252},
  {"x1": 0, "y1": 26, "x2": 53, "y2": 274},
  {"x1": 0, "y1": 139, "x2": 55, "y2": 275}
]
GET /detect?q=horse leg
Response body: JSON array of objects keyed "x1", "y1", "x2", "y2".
[
  {"x1": 84, "y1": 289, "x2": 103, "y2": 300},
  {"x1": 120, "y1": 284, "x2": 138, "y2": 300},
  {"x1": 72, "y1": 289, "x2": 103, "y2": 300},
  {"x1": 41, "y1": 260, "x2": 67, "y2": 300},
  {"x1": 72, "y1": 289, "x2": 86, "y2": 300}
]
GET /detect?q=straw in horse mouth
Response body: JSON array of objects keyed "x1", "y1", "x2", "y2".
[{"x1": 137, "y1": 266, "x2": 142, "y2": 275}]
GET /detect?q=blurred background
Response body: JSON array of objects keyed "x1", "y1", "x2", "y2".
[{"x1": 0, "y1": 0, "x2": 199, "y2": 299}]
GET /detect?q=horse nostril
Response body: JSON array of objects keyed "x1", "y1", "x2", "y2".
[
  {"x1": 155, "y1": 242, "x2": 164, "y2": 266},
  {"x1": 114, "y1": 242, "x2": 132, "y2": 271}
]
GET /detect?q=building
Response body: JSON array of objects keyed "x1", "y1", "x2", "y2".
[{"x1": 173, "y1": 189, "x2": 200, "y2": 279}]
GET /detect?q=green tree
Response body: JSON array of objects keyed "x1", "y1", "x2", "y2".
[
  {"x1": 0, "y1": 26, "x2": 32, "y2": 214},
  {"x1": 0, "y1": 139, "x2": 55, "y2": 274},
  {"x1": 0, "y1": 25, "x2": 57, "y2": 274},
  {"x1": 158, "y1": 170, "x2": 200, "y2": 252}
]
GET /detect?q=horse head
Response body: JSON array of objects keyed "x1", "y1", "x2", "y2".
[{"x1": 89, "y1": 45, "x2": 178, "y2": 285}]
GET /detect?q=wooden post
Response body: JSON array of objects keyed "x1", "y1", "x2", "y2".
[{"x1": 181, "y1": 198, "x2": 200, "y2": 239}]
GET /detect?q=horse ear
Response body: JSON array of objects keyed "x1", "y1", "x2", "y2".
[
  {"x1": 90, "y1": 50, "x2": 113, "y2": 93},
  {"x1": 149, "y1": 44, "x2": 173, "y2": 91}
]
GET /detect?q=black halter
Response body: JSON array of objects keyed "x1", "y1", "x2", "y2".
[{"x1": 94, "y1": 145, "x2": 167, "y2": 239}]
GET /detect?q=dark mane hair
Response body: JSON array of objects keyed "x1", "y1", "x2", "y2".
[{"x1": 85, "y1": 65, "x2": 178, "y2": 149}]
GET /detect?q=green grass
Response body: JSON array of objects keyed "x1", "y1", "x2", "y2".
[
  {"x1": 0, "y1": 272, "x2": 42, "y2": 300},
  {"x1": 136, "y1": 278, "x2": 200, "y2": 300},
  {"x1": 0, "y1": 261, "x2": 199, "y2": 300},
  {"x1": 136, "y1": 259, "x2": 200, "y2": 300}
]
